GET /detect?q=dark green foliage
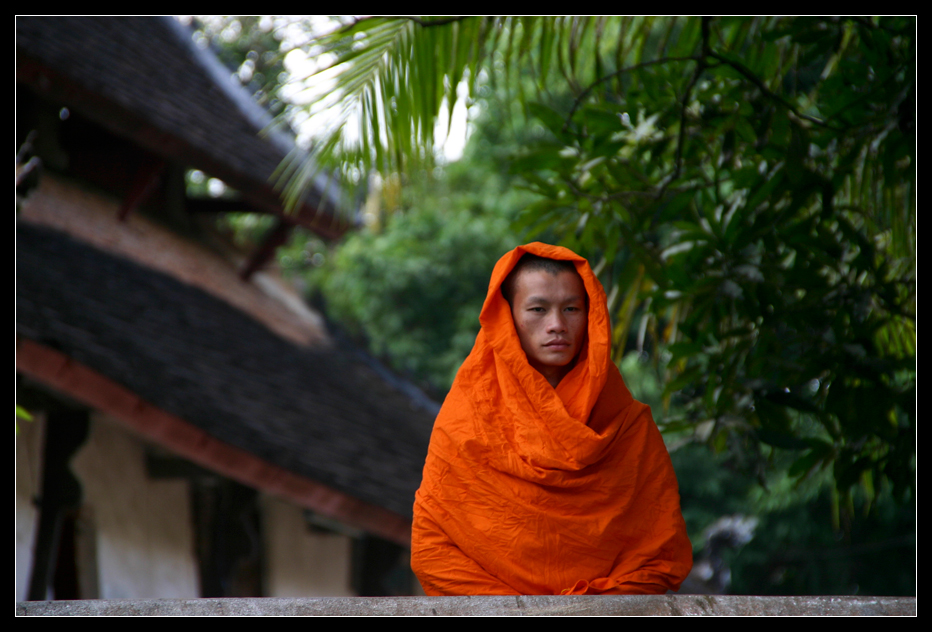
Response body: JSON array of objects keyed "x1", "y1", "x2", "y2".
[
  {"x1": 728, "y1": 489, "x2": 915, "y2": 596},
  {"x1": 207, "y1": 15, "x2": 915, "y2": 595},
  {"x1": 304, "y1": 139, "x2": 529, "y2": 394},
  {"x1": 505, "y1": 17, "x2": 915, "y2": 507},
  {"x1": 671, "y1": 441, "x2": 915, "y2": 596},
  {"x1": 301, "y1": 95, "x2": 536, "y2": 396},
  {"x1": 280, "y1": 15, "x2": 914, "y2": 506},
  {"x1": 315, "y1": 201, "x2": 516, "y2": 394}
]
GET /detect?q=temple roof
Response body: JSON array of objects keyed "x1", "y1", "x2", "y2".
[
  {"x1": 17, "y1": 16, "x2": 349, "y2": 237},
  {"x1": 18, "y1": 220, "x2": 434, "y2": 520}
]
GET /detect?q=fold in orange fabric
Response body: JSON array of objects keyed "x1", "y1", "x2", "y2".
[{"x1": 411, "y1": 242, "x2": 692, "y2": 595}]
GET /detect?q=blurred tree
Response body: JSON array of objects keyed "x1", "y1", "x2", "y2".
[
  {"x1": 188, "y1": 16, "x2": 290, "y2": 115},
  {"x1": 671, "y1": 440, "x2": 914, "y2": 596},
  {"x1": 304, "y1": 101, "x2": 533, "y2": 394},
  {"x1": 281, "y1": 16, "x2": 916, "y2": 510},
  {"x1": 313, "y1": 200, "x2": 515, "y2": 396}
]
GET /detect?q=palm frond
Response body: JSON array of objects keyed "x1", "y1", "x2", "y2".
[
  {"x1": 278, "y1": 16, "x2": 622, "y2": 214},
  {"x1": 279, "y1": 17, "x2": 491, "y2": 212}
]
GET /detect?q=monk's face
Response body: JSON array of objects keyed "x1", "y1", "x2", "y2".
[{"x1": 510, "y1": 268, "x2": 588, "y2": 386}]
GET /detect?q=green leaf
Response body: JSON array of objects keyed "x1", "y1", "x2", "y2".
[
  {"x1": 667, "y1": 341, "x2": 704, "y2": 363},
  {"x1": 663, "y1": 366, "x2": 704, "y2": 398},
  {"x1": 788, "y1": 443, "x2": 832, "y2": 478},
  {"x1": 271, "y1": 15, "x2": 915, "y2": 507},
  {"x1": 527, "y1": 101, "x2": 571, "y2": 139}
]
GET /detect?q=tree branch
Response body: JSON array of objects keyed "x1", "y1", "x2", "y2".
[
  {"x1": 662, "y1": 17, "x2": 711, "y2": 196},
  {"x1": 706, "y1": 51, "x2": 843, "y2": 131},
  {"x1": 562, "y1": 55, "x2": 699, "y2": 132}
]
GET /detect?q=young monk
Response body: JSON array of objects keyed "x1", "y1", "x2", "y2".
[{"x1": 411, "y1": 242, "x2": 692, "y2": 595}]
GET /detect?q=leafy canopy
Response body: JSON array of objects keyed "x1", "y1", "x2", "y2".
[{"x1": 282, "y1": 17, "x2": 915, "y2": 506}]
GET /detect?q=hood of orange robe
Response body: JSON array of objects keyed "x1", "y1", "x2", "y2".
[{"x1": 412, "y1": 242, "x2": 692, "y2": 595}]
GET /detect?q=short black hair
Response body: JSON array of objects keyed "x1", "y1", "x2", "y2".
[{"x1": 500, "y1": 254, "x2": 583, "y2": 306}]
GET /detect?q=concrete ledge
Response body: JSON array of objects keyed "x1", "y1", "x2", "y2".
[{"x1": 16, "y1": 595, "x2": 916, "y2": 616}]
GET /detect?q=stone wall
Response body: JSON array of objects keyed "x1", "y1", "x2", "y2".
[{"x1": 16, "y1": 595, "x2": 916, "y2": 616}]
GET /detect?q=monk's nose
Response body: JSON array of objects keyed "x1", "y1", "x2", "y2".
[{"x1": 547, "y1": 312, "x2": 568, "y2": 332}]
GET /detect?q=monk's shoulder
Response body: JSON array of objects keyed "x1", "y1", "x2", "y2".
[{"x1": 586, "y1": 365, "x2": 642, "y2": 433}]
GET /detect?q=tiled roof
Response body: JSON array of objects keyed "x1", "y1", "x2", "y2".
[
  {"x1": 18, "y1": 221, "x2": 434, "y2": 519},
  {"x1": 16, "y1": 16, "x2": 346, "y2": 232}
]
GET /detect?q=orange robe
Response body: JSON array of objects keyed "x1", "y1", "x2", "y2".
[{"x1": 411, "y1": 242, "x2": 692, "y2": 595}]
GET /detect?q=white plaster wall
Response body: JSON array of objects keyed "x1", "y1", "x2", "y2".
[
  {"x1": 70, "y1": 415, "x2": 199, "y2": 599},
  {"x1": 261, "y1": 494, "x2": 354, "y2": 597},
  {"x1": 15, "y1": 412, "x2": 45, "y2": 601},
  {"x1": 17, "y1": 409, "x2": 356, "y2": 600}
]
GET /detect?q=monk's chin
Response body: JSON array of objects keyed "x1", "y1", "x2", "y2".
[{"x1": 538, "y1": 347, "x2": 578, "y2": 365}]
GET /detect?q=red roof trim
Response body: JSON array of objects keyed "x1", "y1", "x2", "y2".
[{"x1": 16, "y1": 338, "x2": 412, "y2": 547}]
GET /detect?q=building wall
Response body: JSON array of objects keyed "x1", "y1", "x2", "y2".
[
  {"x1": 15, "y1": 413, "x2": 44, "y2": 601},
  {"x1": 17, "y1": 407, "x2": 359, "y2": 600},
  {"x1": 70, "y1": 414, "x2": 200, "y2": 599},
  {"x1": 261, "y1": 494, "x2": 354, "y2": 597}
]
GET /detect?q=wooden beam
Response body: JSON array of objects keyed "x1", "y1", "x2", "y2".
[
  {"x1": 238, "y1": 219, "x2": 294, "y2": 281},
  {"x1": 118, "y1": 155, "x2": 165, "y2": 221},
  {"x1": 27, "y1": 409, "x2": 90, "y2": 601},
  {"x1": 18, "y1": 54, "x2": 351, "y2": 240}
]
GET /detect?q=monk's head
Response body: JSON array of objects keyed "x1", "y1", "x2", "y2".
[{"x1": 501, "y1": 254, "x2": 588, "y2": 387}]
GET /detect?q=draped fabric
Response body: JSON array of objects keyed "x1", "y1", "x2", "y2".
[{"x1": 411, "y1": 243, "x2": 692, "y2": 595}]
